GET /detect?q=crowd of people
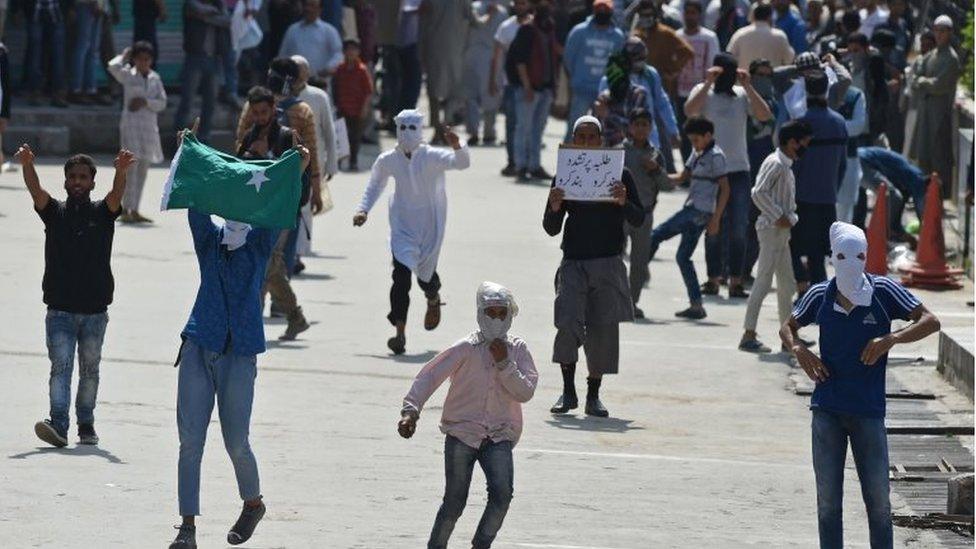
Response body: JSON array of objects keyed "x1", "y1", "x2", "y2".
[{"x1": 9, "y1": 0, "x2": 967, "y2": 548}]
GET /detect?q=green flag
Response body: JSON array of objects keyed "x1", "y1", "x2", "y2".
[{"x1": 161, "y1": 134, "x2": 303, "y2": 229}]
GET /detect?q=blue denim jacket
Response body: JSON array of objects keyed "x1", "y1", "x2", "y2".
[{"x1": 181, "y1": 210, "x2": 276, "y2": 357}]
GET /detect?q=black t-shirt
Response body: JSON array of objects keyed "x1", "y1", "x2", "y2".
[
  {"x1": 543, "y1": 168, "x2": 646, "y2": 260},
  {"x1": 37, "y1": 198, "x2": 120, "y2": 314},
  {"x1": 506, "y1": 24, "x2": 556, "y2": 91}
]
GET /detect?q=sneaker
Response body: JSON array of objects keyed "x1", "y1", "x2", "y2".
[
  {"x1": 279, "y1": 307, "x2": 310, "y2": 341},
  {"x1": 728, "y1": 285, "x2": 749, "y2": 299},
  {"x1": 35, "y1": 420, "x2": 68, "y2": 447},
  {"x1": 227, "y1": 501, "x2": 266, "y2": 545},
  {"x1": 501, "y1": 164, "x2": 518, "y2": 177},
  {"x1": 387, "y1": 334, "x2": 406, "y2": 355},
  {"x1": 633, "y1": 306, "x2": 645, "y2": 319},
  {"x1": 169, "y1": 524, "x2": 196, "y2": 549},
  {"x1": 738, "y1": 339, "x2": 771, "y2": 353},
  {"x1": 78, "y1": 423, "x2": 99, "y2": 445},
  {"x1": 516, "y1": 169, "x2": 530, "y2": 183},
  {"x1": 529, "y1": 167, "x2": 553, "y2": 180},
  {"x1": 292, "y1": 259, "x2": 306, "y2": 276},
  {"x1": 700, "y1": 281, "x2": 719, "y2": 295},
  {"x1": 675, "y1": 306, "x2": 707, "y2": 320}
]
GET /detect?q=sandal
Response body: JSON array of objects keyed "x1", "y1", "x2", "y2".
[{"x1": 424, "y1": 297, "x2": 444, "y2": 331}]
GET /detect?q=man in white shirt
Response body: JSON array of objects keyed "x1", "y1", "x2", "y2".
[
  {"x1": 353, "y1": 109, "x2": 471, "y2": 355},
  {"x1": 277, "y1": 0, "x2": 343, "y2": 78},
  {"x1": 739, "y1": 120, "x2": 812, "y2": 353},
  {"x1": 676, "y1": 0, "x2": 719, "y2": 157},
  {"x1": 291, "y1": 55, "x2": 337, "y2": 266},
  {"x1": 490, "y1": 0, "x2": 531, "y2": 176},
  {"x1": 727, "y1": 3, "x2": 794, "y2": 68}
]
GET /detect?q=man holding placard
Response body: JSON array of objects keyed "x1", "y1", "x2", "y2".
[{"x1": 544, "y1": 115, "x2": 644, "y2": 418}]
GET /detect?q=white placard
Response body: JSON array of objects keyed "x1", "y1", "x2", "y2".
[
  {"x1": 554, "y1": 145, "x2": 625, "y2": 202},
  {"x1": 334, "y1": 117, "x2": 350, "y2": 160}
]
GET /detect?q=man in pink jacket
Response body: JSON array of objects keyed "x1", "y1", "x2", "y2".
[{"x1": 398, "y1": 281, "x2": 538, "y2": 549}]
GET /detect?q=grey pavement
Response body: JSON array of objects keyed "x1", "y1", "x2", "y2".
[{"x1": 0, "y1": 119, "x2": 971, "y2": 548}]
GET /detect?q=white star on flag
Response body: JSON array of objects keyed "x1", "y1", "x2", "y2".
[{"x1": 245, "y1": 169, "x2": 269, "y2": 193}]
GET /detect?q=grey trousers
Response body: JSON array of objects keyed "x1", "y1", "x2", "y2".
[
  {"x1": 624, "y1": 212, "x2": 654, "y2": 306},
  {"x1": 262, "y1": 230, "x2": 298, "y2": 315},
  {"x1": 122, "y1": 159, "x2": 150, "y2": 212},
  {"x1": 743, "y1": 226, "x2": 796, "y2": 332},
  {"x1": 552, "y1": 256, "x2": 632, "y2": 375}
]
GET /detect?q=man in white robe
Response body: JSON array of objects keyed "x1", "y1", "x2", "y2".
[
  {"x1": 292, "y1": 55, "x2": 338, "y2": 266},
  {"x1": 353, "y1": 109, "x2": 470, "y2": 354}
]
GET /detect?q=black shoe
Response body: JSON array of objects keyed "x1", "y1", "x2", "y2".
[
  {"x1": 482, "y1": 136, "x2": 497, "y2": 146},
  {"x1": 700, "y1": 281, "x2": 719, "y2": 295},
  {"x1": 387, "y1": 334, "x2": 406, "y2": 355},
  {"x1": 675, "y1": 306, "x2": 707, "y2": 320},
  {"x1": 292, "y1": 259, "x2": 306, "y2": 276},
  {"x1": 516, "y1": 169, "x2": 530, "y2": 183},
  {"x1": 78, "y1": 423, "x2": 99, "y2": 445},
  {"x1": 585, "y1": 397, "x2": 609, "y2": 417},
  {"x1": 529, "y1": 167, "x2": 553, "y2": 180},
  {"x1": 501, "y1": 164, "x2": 518, "y2": 177},
  {"x1": 633, "y1": 306, "x2": 645, "y2": 319},
  {"x1": 169, "y1": 524, "x2": 196, "y2": 549},
  {"x1": 269, "y1": 303, "x2": 287, "y2": 318},
  {"x1": 227, "y1": 500, "x2": 266, "y2": 545},
  {"x1": 728, "y1": 284, "x2": 749, "y2": 298},
  {"x1": 549, "y1": 393, "x2": 579, "y2": 414},
  {"x1": 34, "y1": 419, "x2": 67, "y2": 448},
  {"x1": 467, "y1": 135, "x2": 480, "y2": 146},
  {"x1": 738, "y1": 339, "x2": 771, "y2": 353}
]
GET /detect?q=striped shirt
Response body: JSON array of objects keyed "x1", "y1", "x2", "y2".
[
  {"x1": 792, "y1": 275, "x2": 922, "y2": 325},
  {"x1": 751, "y1": 149, "x2": 798, "y2": 230}
]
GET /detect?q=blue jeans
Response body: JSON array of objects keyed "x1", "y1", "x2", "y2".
[
  {"x1": 704, "y1": 170, "x2": 751, "y2": 279},
  {"x1": 27, "y1": 14, "x2": 66, "y2": 92},
  {"x1": 175, "y1": 54, "x2": 220, "y2": 143},
  {"x1": 648, "y1": 206, "x2": 711, "y2": 304},
  {"x1": 177, "y1": 339, "x2": 260, "y2": 516},
  {"x1": 513, "y1": 88, "x2": 552, "y2": 171},
  {"x1": 70, "y1": 3, "x2": 102, "y2": 93},
  {"x1": 811, "y1": 409, "x2": 892, "y2": 549},
  {"x1": 46, "y1": 310, "x2": 108, "y2": 436},
  {"x1": 564, "y1": 88, "x2": 598, "y2": 143},
  {"x1": 503, "y1": 84, "x2": 517, "y2": 165},
  {"x1": 221, "y1": 47, "x2": 240, "y2": 98},
  {"x1": 428, "y1": 436, "x2": 514, "y2": 549}
]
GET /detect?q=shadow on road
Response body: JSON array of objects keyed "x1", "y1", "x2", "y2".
[
  {"x1": 354, "y1": 350, "x2": 438, "y2": 364},
  {"x1": 8, "y1": 445, "x2": 126, "y2": 464},
  {"x1": 293, "y1": 272, "x2": 334, "y2": 281},
  {"x1": 545, "y1": 415, "x2": 644, "y2": 433}
]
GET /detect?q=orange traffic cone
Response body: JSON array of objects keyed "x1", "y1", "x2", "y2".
[
  {"x1": 866, "y1": 182, "x2": 888, "y2": 275},
  {"x1": 899, "y1": 174, "x2": 963, "y2": 289}
]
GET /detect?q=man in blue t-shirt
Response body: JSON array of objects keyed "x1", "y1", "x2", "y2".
[{"x1": 779, "y1": 222, "x2": 940, "y2": 549}]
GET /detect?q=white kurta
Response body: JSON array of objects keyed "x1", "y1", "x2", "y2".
[{"x1": 358, "y1": 144, "x2": 471, "y2": 282}]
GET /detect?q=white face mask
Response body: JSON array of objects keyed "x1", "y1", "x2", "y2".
[
  {"x1": 221, "y1": 220, "x2": 252, "y2": 251},
  {"x1": 478, "y1": 310, "x2": 512, "y2": 342},
  {"x1": 830, "y1": 222, "x2": 873, "y2": 306},
  {"x1": 394, "y1": 109, "x2": 425, "y2": 153}
]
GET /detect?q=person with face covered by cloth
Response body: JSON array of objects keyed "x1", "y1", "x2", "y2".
[
  {"x1": 592, "y1": 53, "x2": 650, "y2": 147},
  {"x1": 354, "y1": 109, "x2": 470, "y2": 355},
  {"x1": 781, "y1": 222, "x2": 940, "y2": 549},
  {"x1": 17, "y1": 145, "x2": 133, "y2": 448},
  {"x1": 398, "y1": 281, "x2": 537, "y2": 549},
  {"x1": 790, "y1": 71, "x2": 847, "y2": 297},
  {"x1": 632, "y1": 1, "x2": 693, "y2": 102},
  {"x1": 770, "y1": 51, "x2": 852, "y2": 122},
  {"x1": 167, "y1": 119, "x2": 311, "y2": 549},
  {"x1": 684, "y1": 53, "x2": 772, "y2": 299},
  {"x1": 545, "y1": 116, "x2": 645, "y2": 418}
]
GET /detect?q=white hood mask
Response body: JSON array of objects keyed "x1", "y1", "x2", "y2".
[
  {"x1": 221, "y1": 219, "x2": 252, "y2": 251},
  {"x1": 394, "y1": 109, "x2": 424, "y2": 154},
  {"x1": 476, "y1": 281, "x2": 519, "y2": 342},
  {"x1": 830, "y1": 222, "x2": 873, "y2": 307}
]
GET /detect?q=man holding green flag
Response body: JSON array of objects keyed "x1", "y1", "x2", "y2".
[{"x1": 166, "y1": 119, "x2": 310, "y2": 549}]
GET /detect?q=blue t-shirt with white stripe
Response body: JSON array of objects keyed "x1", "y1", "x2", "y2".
[{"x1": 792, "y1": 275, "x2": 922, "y2": 417}]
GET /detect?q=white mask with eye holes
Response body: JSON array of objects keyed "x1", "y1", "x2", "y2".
[
  {"x1": 476, "y1": 281, "x2": 519, "y2": 343},
  {"x1": 394, "y1": 109, "x2": 424, "y2": 153},
  {"x1": 829, "y1": 222, "x2": 874, "y2": 307}
]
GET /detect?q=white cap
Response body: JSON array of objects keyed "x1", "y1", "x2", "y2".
[
  {"x1": 572, "y1": 115, "x2": 602, "y2": 134},
  {"x1": 933, "y1": 15, "x2": 953, "y2": 29}
]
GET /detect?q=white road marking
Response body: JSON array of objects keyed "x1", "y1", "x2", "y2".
[{"x1": 516, "y1": 447, "x2": 808, "y2": 471}]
